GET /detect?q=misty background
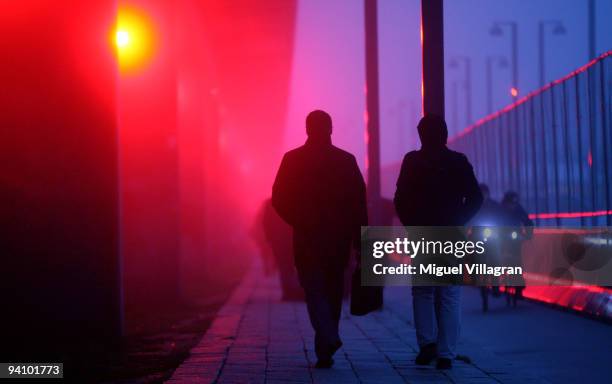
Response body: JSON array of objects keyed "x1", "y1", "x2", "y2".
[{"x1": 283, "y1": 0, "x2": 612, "y2": 186}]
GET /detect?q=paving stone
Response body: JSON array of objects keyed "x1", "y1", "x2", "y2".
[{"x1": 168, "y1": 266, "x2": 548, "y2": 383}]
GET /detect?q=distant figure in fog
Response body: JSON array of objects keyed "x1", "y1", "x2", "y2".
[
  {"x1": 472, "y1": 184, "x2": 505, "y2": 227},
  {"x1": 501, "y1": 191, "x2": 533, "y2": 306},
  {"x1": 272, "y1": 110, "x2": 368, "y2": 368},
  {"x1": 262, "y1": 199, "x2": 304, "y2": 300},
  {"x1": 470, "y1": 184, "x2": 506, "y2": 311},
  {"x1": 501, "y1": 191, "x2": 533, "y2": 231},
  {"x1": 252, "y1": 199, "x2": 303, "y2": 300},
  {"x1": 252, "y1": 200, "x2": 278, "y2": 276},
  {"x1": 394, "y1": 115, "x2": 482, "y2": 370}
]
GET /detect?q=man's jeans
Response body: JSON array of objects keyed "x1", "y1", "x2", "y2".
[{"x1": 412, "y1": 286, "x2": 461, "y2": 359}]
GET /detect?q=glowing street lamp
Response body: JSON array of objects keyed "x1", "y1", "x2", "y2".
[
  {"x1": 116, "y1": 30, "x2": 130, "y2": 48},
  {"x1": 112, "y1": 6, "x2": 157, "y2": 74}
]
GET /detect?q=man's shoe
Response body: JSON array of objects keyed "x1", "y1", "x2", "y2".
[
  {"x1": 315, "y1": 358, "x2": 334, "y2": 369},
  {"x1": 436, "y1": 358, "x2": 452, "y2": 370},
  {"x1": 415, "y1": 343, "x2": 437, "y2": 365},
  {"x1": 331, "y1": 340, "x2": 343, "y2": 355},
  {"x1": 455, "y1": 354, "x2": 472, "y2": 364}
]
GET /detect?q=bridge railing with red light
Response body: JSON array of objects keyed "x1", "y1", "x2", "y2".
[{"x1": 449, "y1": 52, "x2": 611, "y2": 227}]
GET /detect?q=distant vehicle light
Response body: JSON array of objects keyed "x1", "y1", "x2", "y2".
[{"x1": 483, "y1": 228, "x2": 492, "y2": 238}]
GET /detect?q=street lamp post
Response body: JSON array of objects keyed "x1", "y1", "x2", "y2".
[
  {"x1": 364, "y1": 0, "x2": 381, "y2": 224},
  {"x1": 539, "y1": 20, "x2": 566, "y2": 87},
  {"x1": 486, "y1": 55, "x2": 508, "y2": 114},
  {"x1": 421, "y1": 0, "x2": 445, "y2": 117},
  {"x1": 449, "y1": 56, "x2": 472, "y2": 127},
  {"x1": 588, "y1": 0, "x2": 596, "y2": 60},
  {"x1": 451, "y1": 81, "x2": 459, "y2": 131},
  {"x1": 490, "y1": 21, "x2": 518, "y2": 101}
]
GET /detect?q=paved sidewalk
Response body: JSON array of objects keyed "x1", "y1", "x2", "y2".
[{"x1": 168, "y1": 267, "x2": 547, "y2": 383}]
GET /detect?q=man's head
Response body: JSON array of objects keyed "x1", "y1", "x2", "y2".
[
  {"x1": 306, "y1": 110, "x2": 332, "y2": 139},
  {"x1": 502, "y1": 191, "x2": 519, "y2": 207},
  {"x1": 417, "y1": 114, "x2": 448, "y2": 149}
]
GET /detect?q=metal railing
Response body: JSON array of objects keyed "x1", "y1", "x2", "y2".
[{"x1": 450, "y1": 52, "x2": 611, "y2": 226}]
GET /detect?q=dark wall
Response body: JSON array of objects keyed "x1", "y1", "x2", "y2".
[
  {"x1": 0, "y1": 1, "x2": 120, "y2": 356},
  {"x1": 0, "y1": 0, "x2": 298, "y2": 353}
]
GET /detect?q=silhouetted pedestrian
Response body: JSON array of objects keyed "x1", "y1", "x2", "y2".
[
  {"x1": 394, "y1": 115, "x2": 482, "y2": 370},
  {"x1": 272, "y1": 110, "x2": 368, "y2": 368},
  {"x1": 500, "y1": 191, "x2": 533, "y2": 306},
  {"x1": 252, "y1": 200, "x2": 279, "y2": 276},
  {"x1": 471, "y1": 183, "x2": 506, "y2": 311},
  {"x1": 252, "y1": 199, "x2": 303, "y2": 300},
  {"x1": 472, "y1": 184, "x2": 505, "y2": 227},
  {"x1": 501, "y1": 191, "x2": 533, "y2": 231}
]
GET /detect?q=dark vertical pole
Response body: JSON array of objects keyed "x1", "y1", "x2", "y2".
[
  {"x1": 587, "y1": 64, "x2": 597, "y2": 225},
  {"x1": 473, "y1": 126, "x2": 480, "y2": 176},
  {"x1": 511, "y1": 23, "x2": 518, "y2": 100},
  {"x1": 539, "y1": 22, "x2": 546, "y2": 86},
  {"x1": 575, "y1": 75, "x2": 585, "y2": 226},
  {"x1": 496, "y1": 118, "x2": 504, "y2": 195},
  {"x1": 465, "y1": 57, "x2": 472, "y2": 125},
  {"x1": 483, "y1": 126, "x2": 491, "y2": 188},
  {"x1": 539, "y1": 92, "x2": 550, "y2": 215},
  {"x1": 421, "y1": 0, "x2": 445, "y2": 117},
  {"x1": 478, "y1": 127, "x2": 485, "y2": 179},
  {"x1": 514, "y1": 109, "x2": 520, "y2": 194},
  {"x1": 529, "y1": 100, "x2": 540, "y2": 225},
  {"x1": 551, "y1": 87, "x2": 561, "y2": 226},
  {"x1": 600, "y1": 60, "x2": 611, "y2": 226},
  {"x1": 364, "y1": 0, "x2": 381, "y2": 224},
  {"x1": 486, "y1": 57, "x2": 493, "y2": 114},
  {"x1": 588, "y1": 0, "x2": 596, "y2": 60},
  {"x1": 538, "y1": 21, "x2": 545, "y2": 87},
  {"x1": 452, "y1": 81, "x2": 459, "y2": 131},
  {"x1": 562, "y1": 81, "x2": 572, "y2": 220},
  {"x1": 502, "y1": 115, "x2": 509, "y2": 190},
  {"x1": 522, "y1": 104, "x2": 531, "y2": 212}
]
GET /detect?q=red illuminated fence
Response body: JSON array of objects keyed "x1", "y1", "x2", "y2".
[
  {"x1": 499, "y1": 283, "x2": 612, "y2": 321},
  {"x1": 449, "y1": 52, "x2": 612, "y2": 227}
]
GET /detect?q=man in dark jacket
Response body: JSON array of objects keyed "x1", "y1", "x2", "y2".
[
  {"x1": 472, "y1": 184, "x2": 505, "y2": 227},
  {"x1": 501, "y1": 190, "x2": 533, "y2": 305},
  {"x1": 272, "y1": 110, "x2": 368, "y2": 368},
  {"x1": 394, "y1": 115, "x2": 482, "y2": 370},
  {"x1": 470, "y1": 184, "x2": 506, "y2": 311}
]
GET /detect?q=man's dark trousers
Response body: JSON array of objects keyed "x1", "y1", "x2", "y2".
[{"x1": 294, "y1": 237, "x2": 349, "y2": 360}]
